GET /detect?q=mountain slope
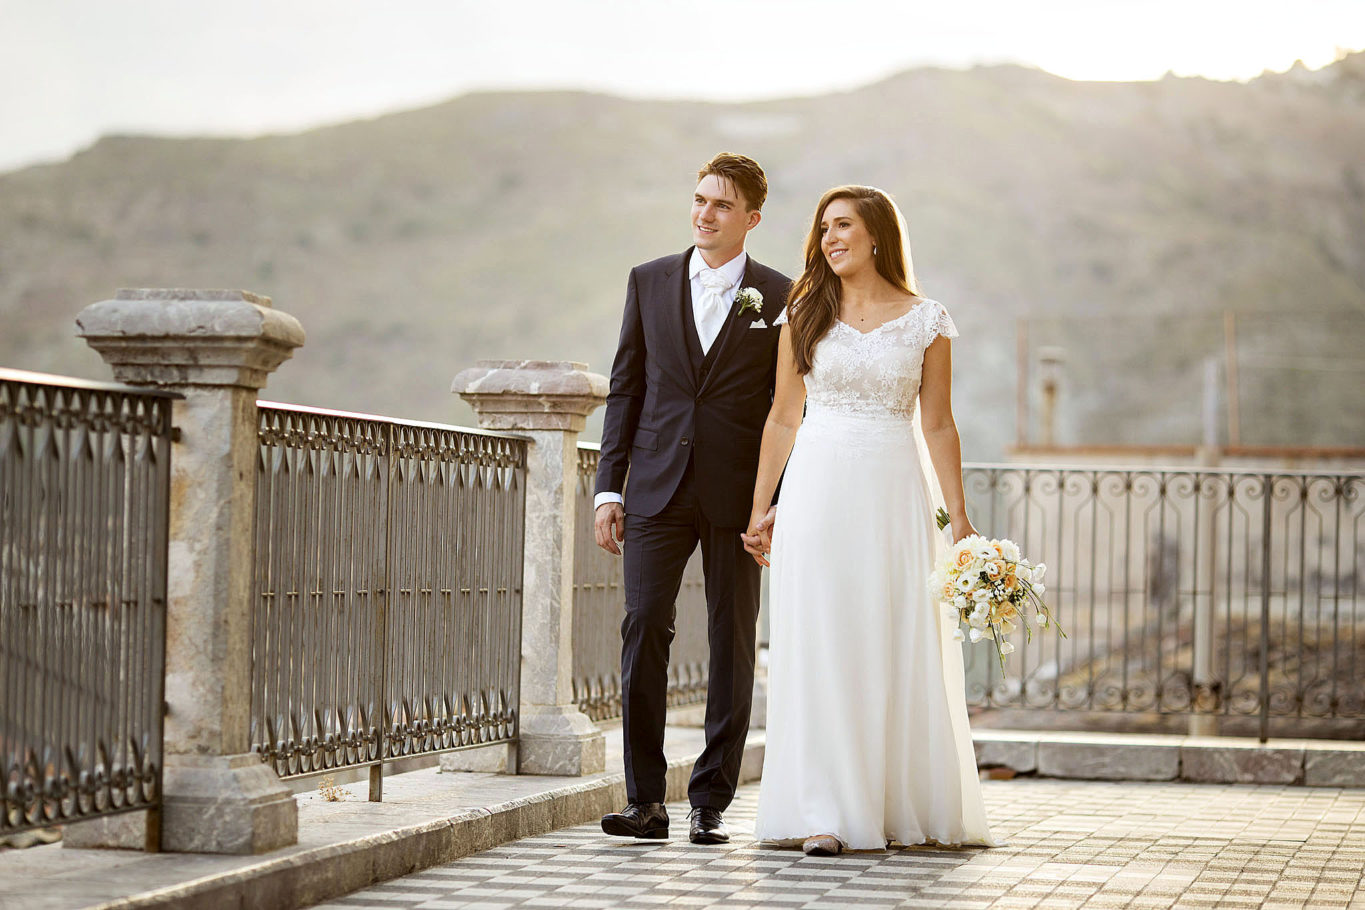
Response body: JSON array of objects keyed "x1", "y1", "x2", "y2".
[{"x1": 2, "y1": 57, "x2": 1362, "y2": 455}]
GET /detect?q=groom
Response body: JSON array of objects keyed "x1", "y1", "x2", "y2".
[{"x1": 594, "y1": 153, "x2": 790, "y2": 844}]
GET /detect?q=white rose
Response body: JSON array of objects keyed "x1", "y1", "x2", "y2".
[
  {"x1": 1000, "y1": 540, "x2": 1020, "y2": 561},
  {"x1": 968, "y1": 627, "x2": 984, "y2": 643},
  {"x1": 953, "y1": 595, "x2": 969, "y2": 610}
]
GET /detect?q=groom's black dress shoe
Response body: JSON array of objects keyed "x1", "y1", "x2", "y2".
[
  {"x1": 688, "y1": 807, "x2": 729, "y2": 844},
  {"x1": 601, "y1": 802, "x2": 669, "y2": 839}
]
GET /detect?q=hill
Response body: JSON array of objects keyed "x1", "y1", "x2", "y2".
[{"x1": 2, "y1": 56, "x2": 1363, "y2": 456}]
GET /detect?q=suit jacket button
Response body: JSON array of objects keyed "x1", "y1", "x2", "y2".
[{"x1": 681, "y1": 437, "x2": 690, "y2": 446}]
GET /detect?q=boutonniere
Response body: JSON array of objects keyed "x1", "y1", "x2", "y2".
[{"x1": 735, "y1": 287, "x2": 764, "y2": 317}]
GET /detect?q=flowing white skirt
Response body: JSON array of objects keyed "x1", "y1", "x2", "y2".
[{"x1": 753, "y1": 409, "x2": 998, "y2": 849}]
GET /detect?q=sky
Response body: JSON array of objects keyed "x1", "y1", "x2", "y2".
[{"x1": 1, "y1": 0, "x2": 1362, "y2": 172}]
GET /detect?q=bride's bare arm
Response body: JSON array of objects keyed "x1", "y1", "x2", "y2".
[
  {"x1": 745, "y1": 326, "x2": 805, "y2": 564},
  {"x1": 919, "y1": 335, "x2": 978, "y2": 543}
]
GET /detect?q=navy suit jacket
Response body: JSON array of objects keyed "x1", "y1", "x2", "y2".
[{"x1": 595, "y1": 247, "x2": 791, "y2": 528}]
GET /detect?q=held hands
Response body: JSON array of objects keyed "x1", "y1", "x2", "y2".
[
  {"x1": 740, "y1": 506, "x2": 777, "y2": 567},
  {"x1": 594, "y1": 502, "x2": 626, "y2": 556}
]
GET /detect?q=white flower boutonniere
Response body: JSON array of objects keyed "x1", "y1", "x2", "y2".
[{"x1": 735, "y1": 287, "x2": 764, "y2": 318}]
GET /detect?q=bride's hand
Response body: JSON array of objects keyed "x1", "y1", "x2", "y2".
[
  {"x1": 741, "y1": 507, "x2": 775, "y2": 567},
  {"x1": 951, "y1": 517, "x2": 979, "y2": 544}
]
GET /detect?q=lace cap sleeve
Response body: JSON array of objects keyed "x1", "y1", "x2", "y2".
[
  {"x1": 772, "y1": 306, "x2": 789, "y2": 326},
  {"x1": 920, "y1": 299, "x2": 958, "y2": 343}
]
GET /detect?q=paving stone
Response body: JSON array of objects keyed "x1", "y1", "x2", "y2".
[
  {"x1": 974, "y1": 732, "x2": 1039, "y2": 773},
  {"x1": 1037, "y1": 735, "x2": 1181, "y2": 781},
  {"x1": 1180, "y1": 740, "x2": 1305, "y2": 784},
  {"x1": 312, "y1": 777, "x2": 1365, "y2": 910}
]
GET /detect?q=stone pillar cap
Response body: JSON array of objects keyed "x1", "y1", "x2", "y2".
[
  {"x1": 77, "y1": 288, "x2": 305, "y2": 391},
  {"x1": 115, "y1": 288, "x2": 273, "y2": 304},
  {"x1": 453, "y1": 360, "x2": 608, "y2": 432}
]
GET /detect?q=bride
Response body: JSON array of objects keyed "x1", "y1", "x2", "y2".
[{"x1": 742, "y1": 185, "x2": 997, "y2": 854}]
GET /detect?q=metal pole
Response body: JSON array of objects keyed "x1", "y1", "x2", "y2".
[
  {"x1": 1016, "y1": 319, "x2": 1029, "y2": 449},
  {"x1": 1224, "y1": 311, "x2": 1240, "y2": 448},
  {"x1": 371, "y1": 422, "x2": 393, "y2": 802},
  {"x1": 1259, "y1": 474, "x2": 1273, "y2": 744},
  {"x1": 1189, "y1": 472, "x2": 1216, "y2": 736}
]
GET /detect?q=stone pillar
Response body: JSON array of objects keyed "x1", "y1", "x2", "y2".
[
  {"x1": 74, "y1": 289, "x2": 303, "y2": 853},
  {"x1": 452, "y1": 360, "x2": 608, "y2": 776}
]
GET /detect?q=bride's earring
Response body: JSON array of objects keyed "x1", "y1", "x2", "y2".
[{"x1": 872, "y1": 245, "x2": 878, "y2": 256}]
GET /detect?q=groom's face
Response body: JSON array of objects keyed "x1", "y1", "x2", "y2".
[{"x1": 692, "y1": 174, "x2": 759, "y2": 260}]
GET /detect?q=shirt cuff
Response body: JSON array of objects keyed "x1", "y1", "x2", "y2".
[{"x1": 593, "y1": 492, "x2": 624, "y2": 510}]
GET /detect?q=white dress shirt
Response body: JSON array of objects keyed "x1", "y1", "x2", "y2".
[{"x1": 595, "y1": 250, "x2": 748, "y2": 511}]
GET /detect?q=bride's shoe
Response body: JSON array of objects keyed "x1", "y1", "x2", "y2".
[{"x1": 802, "y1": 834, "x2": 844, "y2": 856}]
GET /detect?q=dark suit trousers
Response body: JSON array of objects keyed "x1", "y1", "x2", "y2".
[{"x1": 620, "y1": 460, "x2": 761, "y2": 810}]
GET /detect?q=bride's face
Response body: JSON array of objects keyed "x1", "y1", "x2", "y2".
[{"x1": 820, "y1": 199, "x2": 874, "y2": 277}]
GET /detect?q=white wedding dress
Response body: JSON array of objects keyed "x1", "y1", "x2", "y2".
[{"x1": 753, "y1": 298, "x2": 998, "y2": 850}]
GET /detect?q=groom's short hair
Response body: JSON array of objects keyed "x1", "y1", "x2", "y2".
[{"x1": 698, "y1": 153, "x2": 768, "y2": 211}]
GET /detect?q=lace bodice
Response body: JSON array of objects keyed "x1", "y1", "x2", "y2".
[{"x1": 776, "y1": 299, "x2": 958, "y2": 423}]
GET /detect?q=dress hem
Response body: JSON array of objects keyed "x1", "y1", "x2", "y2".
[{"x1": 756, "y1": 832, "x2": 999, "y2": 850}]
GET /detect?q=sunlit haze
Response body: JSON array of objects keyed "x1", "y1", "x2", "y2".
[{"x1": 1, "y1": 0, "x2": 1361, "y2": 172}]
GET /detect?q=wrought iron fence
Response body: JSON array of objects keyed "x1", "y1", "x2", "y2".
[
  {"x1": 251, "y1": 403, "x2": 526, "y2": 797},
  {"x1": 571, "y1": 445, "x2": 709, "y2": 722},
  {"x1": 1, "y1": 369, "x2": 175, "y2": 835},
  {"x1": 960, "y1": 464, "x2": 1365, "y2": 740}
]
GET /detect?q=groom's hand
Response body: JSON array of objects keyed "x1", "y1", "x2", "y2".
[
  {"x1": 741, "y1": 506, "x2": 777, "y2": 567},
  {"x1": 595, "y1": 502, "x2": 626, "y2": 556}
]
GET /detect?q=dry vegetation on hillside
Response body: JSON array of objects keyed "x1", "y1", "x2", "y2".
[{"x1": 2, "y1": 56, "x2": 1362, "y2": 455}]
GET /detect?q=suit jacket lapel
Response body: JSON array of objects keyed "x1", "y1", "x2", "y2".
[{"x1": 663, "y1": 248, "x2": 702, "y2": 391}]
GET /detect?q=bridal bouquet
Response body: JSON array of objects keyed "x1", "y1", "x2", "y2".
[{"x1": 929, "y1": 509, "x2": 1064, "y2": 669}]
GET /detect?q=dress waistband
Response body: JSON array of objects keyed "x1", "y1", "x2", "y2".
[{"x1": 798, "y1": 404, "x2": 919, "y2": 449}]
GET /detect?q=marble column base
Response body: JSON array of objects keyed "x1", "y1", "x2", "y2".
[
  {"x1": 440, "y1": 742, "x2": 516, "y2": 774},
  {"x1": 517, "y1": 706, "x2": 605, "y2": 776},
  {"x1": 63, "y1": 808, "x2": 156, "y2": 851},
  {"x1": 159, "y1": 753, "x2": 298, "y2": 854}
]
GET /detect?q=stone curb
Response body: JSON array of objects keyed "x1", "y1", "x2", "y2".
[
  {"x1": 973, "y1": 730, "x2": 1365, "y2": 786},
  {"x1": 89, "y1": 739, "x2": 766, "y2": 910}
]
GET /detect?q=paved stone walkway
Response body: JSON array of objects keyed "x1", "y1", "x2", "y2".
[{"x1": 312, "y1": 779, "x2": 1365, "y2": 909}]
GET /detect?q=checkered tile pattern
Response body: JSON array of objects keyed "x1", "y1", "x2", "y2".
[{"x1": 312, "y1": 780, "x2": 1365, "y2": 909}]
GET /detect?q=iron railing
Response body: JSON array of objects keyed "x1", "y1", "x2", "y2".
[
  {"x1": 251, "y1": 403, "x2": 526, "y2": 797},
  {"x1": 960, "y1": 464, "x2": 1365, "y2": 740},
  {"x1": 571, "y1": 445, "x2": 709, "y2": 722},
  {"x1": 1, "y1": 369, "x2": 175, "y2": 835}
]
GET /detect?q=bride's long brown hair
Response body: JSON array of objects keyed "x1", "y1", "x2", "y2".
[{"x1": 787, "y1": 185, "x2": 922, "y2": 374}]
